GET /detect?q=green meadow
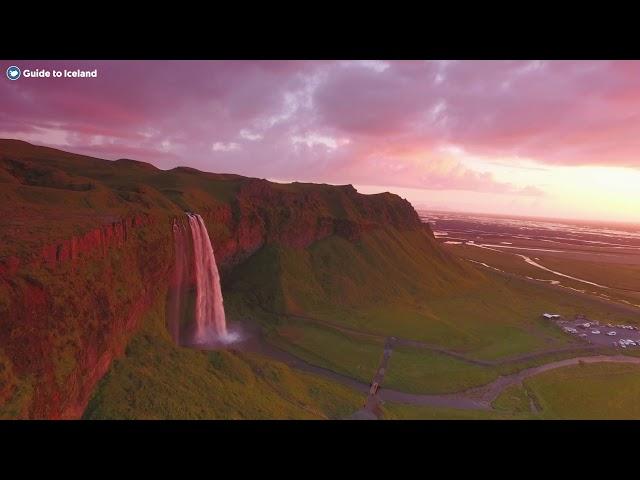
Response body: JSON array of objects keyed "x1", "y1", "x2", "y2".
[
  {"x1": 382, "y1": 403, "x2": 530, "y2": 420},
  {"x1": 383, "y1": 346, "x2": 498, "y2": 394},
  {"x1": 84, "y1": 295, "x2": 362, "y2": 420},
  {"x1": 6, "y1": 140, "x2": 640, "y2": 419},
  {"x1": 493, "y1": 362, "x2": 640, "y2": 419}
]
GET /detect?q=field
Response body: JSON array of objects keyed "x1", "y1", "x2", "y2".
[
  {"x1": 383, "y1": 346, "x2": 498, "y2": 394},
  {"x1": 227, "y1": 225, "x2": 640, "y2": 366},
  {"x1": 84, "y1": 294, "x2": 363, "y2": 420},
  {"x1": 220, "y1": 221, "x2": 640, "y2": 407},
  {"x1": 382, "y1": 403, "x2": 529, "y2": 420},
  {"x1": 492, "y1": 362, "x2": 640, "y2": 419},
  {"x1": 265, "y1": 319, "x2": 384, "y2": 384},
  {"x1": 5, "y1": 140, "x2": 640, "y2": 420}
]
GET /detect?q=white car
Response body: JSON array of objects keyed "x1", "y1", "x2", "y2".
[
  {"x1": 591, "y1": 330, "x2": 601, "y2": 334},
  {"x1": 606, "y1": 331, "x2": 617, "y2": 336},
  {"x1": 627, "y1": 340, "x2": 637, "y2": 346}
]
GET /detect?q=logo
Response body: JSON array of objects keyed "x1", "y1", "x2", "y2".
[{"x1": 6, "y1": 66, "x2": 21, "y2": 80}]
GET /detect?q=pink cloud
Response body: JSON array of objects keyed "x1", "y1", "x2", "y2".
[{"x1": 1, "y1": 59, "x2": 639, "y2": 198}]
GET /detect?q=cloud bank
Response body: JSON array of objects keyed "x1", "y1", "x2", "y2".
[{"x1": 2, "y1": 60, "x2": 639, "y2": 198}]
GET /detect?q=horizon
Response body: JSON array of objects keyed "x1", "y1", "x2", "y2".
[
  {"x1": 413, "y1": 206, "x2": 640, "y2": 229},
  {"x1": 2, "y1": 60, "x2": 639, "y2": 223},
  {"x1": 3, "y1": 136, "x2": 638, "y2": 228}
]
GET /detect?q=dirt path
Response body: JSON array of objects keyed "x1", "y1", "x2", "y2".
[
  {"x1": 232, "y1": 324, "x2": 370, "y2": 395},
  {"x1": 349, "y1": 338, "x2": 393, "y2": 420},
  {"x1": 374, "y1": 355, "x2": 640, "y2": 415},
  {"x1": 235, "y1": 317, "x2": 640, "y2": 419},
  {"x1": 464, "y1": 355, "x2": 640, "y2": 405},
  {"x1": 278, "y1": 312, "x2": 606, "y2": 367}
]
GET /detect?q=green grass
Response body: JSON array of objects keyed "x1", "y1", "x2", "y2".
[
  {"x1": 383, "y1": 346, "x2": 499, "y2": 394},
  {"x1": 516, "y1": 362, "x2": 640, "y2": 419},
  {"x1": 384, "y1": 362, "x2": 640, "y2": 419},
  {"x1": 382, "y1": 403, "x2": 530, "y2": 420},
  {"x1": 266, "y1": 319, "x2": 384, "y2": 383},
  {"x1": 7, "y1": 139, "x2": 640, "y2": 419},
  {"x1": 84, "y1": 295, "x2": 363, "y2": 420},
  {"x1": 492, "y1": 384, "x2": 536, "y2": 415},
  {"x1": 228, "y1": 230, "x2": 630, "y2": 362},
  {"x1": 0, "y1": 348, "x2": 35, "y2": 419}
]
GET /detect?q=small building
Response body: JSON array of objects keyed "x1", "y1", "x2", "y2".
[{"x1": 543, "y1": 313, "x2": 561, "y2": 319}]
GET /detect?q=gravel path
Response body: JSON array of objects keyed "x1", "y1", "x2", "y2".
[{"x1": 233, "y1": 319, "x2": 640, "y2": 419}]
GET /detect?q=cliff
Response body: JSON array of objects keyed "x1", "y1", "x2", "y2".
[
  {"x1": 200, "y1": 178, "x2": 426, "y2": 269},
  {"x1": 0, "y1": 140, "x2": 438, "y2": 418}
]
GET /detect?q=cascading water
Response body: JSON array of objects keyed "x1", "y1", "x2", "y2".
[{"x1": 168, "y1": 213, "x2": 238, "y2": 346}]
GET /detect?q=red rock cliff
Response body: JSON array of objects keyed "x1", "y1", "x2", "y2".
[{"x1": 198, "y1": 179, "x2": 425, "y2": 269}]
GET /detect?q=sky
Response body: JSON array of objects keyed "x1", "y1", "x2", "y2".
[{"x1": 1, "y1": 60, "x2": 639, "y2": 223}]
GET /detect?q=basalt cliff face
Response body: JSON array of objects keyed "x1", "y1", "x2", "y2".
[
  {"x1": 200, "y1": 177, "x2": 427, "y2": 270},
  {"x1": 0, "y1": 140, "x2": 432, "y2": 418}
]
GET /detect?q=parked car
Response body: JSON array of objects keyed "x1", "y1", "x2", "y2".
[{"x1": 607, "y1": 331, "x2": 617, "y2": 336}]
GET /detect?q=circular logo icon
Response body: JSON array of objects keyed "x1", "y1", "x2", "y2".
[{"x1": 6, "y1": 66, "x2": 21, "y2": 81}]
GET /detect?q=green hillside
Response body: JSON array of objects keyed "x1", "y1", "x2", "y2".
[
  {"x1": 2, "y1": 139, "x2": 637, "y2": 419},
  {"x1": 84, "y1": 294, "x2": 362, "y2": 420}
]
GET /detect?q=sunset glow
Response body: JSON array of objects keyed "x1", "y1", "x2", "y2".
[{"x1": 1, "y1": 60, "x2": 639, "y2": 223}]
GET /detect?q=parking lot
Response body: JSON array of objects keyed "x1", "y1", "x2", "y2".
[{"x1": 553, "y1": 315, "x2": 640, "y2": 349}]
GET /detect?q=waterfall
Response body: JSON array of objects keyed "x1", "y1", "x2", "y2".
[
  {"x1": 169, "y1": 213, "x2": 237, "y2": 346},
  {"x1": 187, "y1": 213, "x2": 229, "y2": 343}
]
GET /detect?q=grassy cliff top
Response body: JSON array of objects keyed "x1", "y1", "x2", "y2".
[{"x1": 0, "y1": 139, "x2": 421, "y2": 259}]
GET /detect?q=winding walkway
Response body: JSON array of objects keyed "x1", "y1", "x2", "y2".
[
  {"x1": 368, "y1": 355, "x2": 640, "y2": 416},
  {"x1": 349, "y1": 338, "x2": 393, "y2": 420},
  {"x1": 280, "y1": 312, "x2": 604, "y2": 367},
  {"x1": 463, "y1": 355, "x2": 640, "y2": 405},
  {"x1": 235, "y1": 321, "x2": 640, "y2": 419}
]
